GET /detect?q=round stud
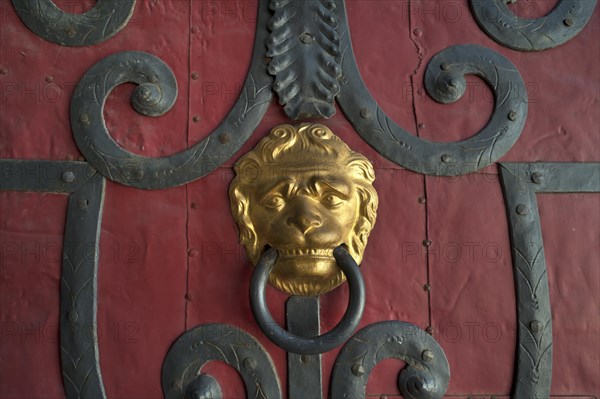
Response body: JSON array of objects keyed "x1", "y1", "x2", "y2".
[
  {"x1": 300, "y1": 32, "x2": 314, "y2": 44},
  {"x1": 61, "y1": 171, "x2": 76, "y2": 183},
  {"x1": 441, "y1": 154, "x2": 451, "y2": 163},
  {"x1": 508, "y1": 111, "x2": 517, "y2": 121},
  {"x1": 529, "y1": 320, "x2": 542, "y2": 334},
  {"x1": 351, "y1": 363, "x2": 365, "y2": 377},
  {"x1": 67, "y1": 311, "x2": 79, "y2": 322},
  {"x1": 360, "y1": 108, "x2": 371, "y2": 119},
  {"x1": 531, "y1": 172, "x2": 543, "y2": 184},
  {"x1": 516, "y1": 204, "x2": 529, "y2": 216},
  {"x1": 244, "y1": 357, "x2": 257, "y2": 371},
  {"x1": 563, "y1": 18, "x2": 574, "y2": 27},
  {"x1": 421, "y1": 349, "x2": 434, "y2": 362}
]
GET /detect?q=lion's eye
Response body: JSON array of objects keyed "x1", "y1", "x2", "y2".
[
  {"x1": 321, "y1": 193, "x2": 342, "y2": 207},
  {"x1": 262, "y1": 194, "x2": 285, "y2": 209}
]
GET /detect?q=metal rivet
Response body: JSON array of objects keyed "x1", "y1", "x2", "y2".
[
  {"x1": 360, "y1": 108, "x2": 371, "y2": 119},
  {"x1": 441, "y1": 63, "x2": 450, "y2": 71},
  {"x1": 417, "y1": 122, "x2": 426, "y2": 129},
  {"x1": 327, "y1": 1, "x2": 336, "y2": 11},
  {"x1": 413, "y1": 28, "x2": 423, "y2": 37},
  {"x1": 441, "y1": 154, "x2": 451, "y2": 163},
  {"x1": 191, "y1": 202, "x2": 199, "y2": 209},
  {"x1": 351, "y1": 363, "x2": 364, "y2": 377},
  {"x1": 418, "y1": 196, "x2": 426, "y2": 204},
  {"x1": 516, "y1": 204, "x2": 529, "y2": 216},
  {"x1": 300, "y1": 32, "x2": 314, "y2": 44},
  {"x1": 67, "y1": 311, "x2": 78, "y2": 322},
  {"x1": 529, "y1": 320, "x2": 542, "y2": 333},
  {"x1": 244, "y1": 357, "x2": 257, "y2": 370},
  {"x1": 423, "y1": 239, "x2": 432, "y2": 247},
  {"x1": 78, "y1": 197, "x2": 88, "y2": 209},
  {"x1": 423, "y1": 284, "x2": 431, "y2": 292},
  {"x1": 61, "y1": 171, "x2": 75, "y2": 183},
  {"x1": 45, "y1": 76, "x2": 54, "y2": 83},
  {"x1": 185, "y1": 293, "x2": 193, "y2": 301},
  {"x1": 421, "y1": 349, "x2": 434, "y2": 362},
  {"x1": 0, "y1": 67, "x2": 7, "y2": 76},
  {"x1": 448, "y1": 79, "x2": 459, "y2": 87},
  {"x1": 65, "y1": 26, "x2": 76, "y2": 37},
  {"x1": 148, "y1": 74, "x2": 159, "y2": 84},
  {"x1": 192, "y1": 115, "x2": 201, "y2": 123},
  {"x1": 188, "y1": 249, "x2": 199, "y2": 257},
  {"x1": 219, "y1": 133, "x2": 231, "y2": 144},
  {"x1": 191, "y1": 72, "x2": 199, "y2": 80},
  {"x1": 79, "y1": 113, "x2": 90, "y2": 124},
  {"x1": 508, "y1": 110, "x2": 517, "y2": 121},
  {"x1": 531, "y1": 172, "x2": 543, "y2": 184},
  {"x1": 300, "y1": 354, "x2": 309, "y2": 364},
  {"x1": 191, "y1": 25, "x2": 200, "y2": 34},
  {"x1": 564, "y1": 18, "x2": 574, "y2": 27}
]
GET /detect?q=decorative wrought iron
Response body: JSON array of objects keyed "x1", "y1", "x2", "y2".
[
  {"x1": 470, "y1": 0, "x2": 598, "y2": 52},
  {"x1": 499, "y1": 162, "x2": 600, "y2": 398},
  {"x1": 267, "y1": 0, "x2": 342, "y2": 119},
  {"x1": 0, "y1": 159, "x2": 107, "y2": 398},
  {"x1": 70, "y1": 0, "x2": 273, "y2": 190},
  {"x1": 11, "y1": 0, "x2": 136, "y2": 46},
  {"x1": 330, "y1": 321, "x2": 450, "y2": 399},
  {"x1": 335, "y1": 0, "x2": 528, "y2": 176},
  {"x1": 161, "y1": 324, "x2": 282, "y2": 399}
]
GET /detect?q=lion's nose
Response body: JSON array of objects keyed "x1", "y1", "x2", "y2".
[{"x1": 287, "y1": 208, "x2": 323, "y2": 234}]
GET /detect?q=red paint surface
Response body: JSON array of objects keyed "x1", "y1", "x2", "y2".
[{"x1": 1, "y1": 0, "x2": 599, "y2": 398}]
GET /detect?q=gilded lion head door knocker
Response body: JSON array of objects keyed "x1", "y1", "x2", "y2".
[{"x1": 229, "y1": 123, "x2": 378, "y2": 296}]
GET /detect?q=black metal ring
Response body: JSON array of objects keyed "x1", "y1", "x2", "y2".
[{"x1": 250, "y1": 245, "x2": 366, "y2": 355}]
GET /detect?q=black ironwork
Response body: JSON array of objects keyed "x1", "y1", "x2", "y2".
[
  {"x1": 335, "y1": 0, "x2": 527, "y2": 176},
  {"x1": 330, "y1": 321, "x2": 450, "y2": 399},
  {"x1": 11, "y1": 0, "x2": 136, "y2": 46},
  {"x1": 267, "y1": 0, "x2": 341, "y2": 119},
  {"x1": 470, "y1": 0, "x2": 597, "y2": 52},
  {"x1": 0, "y1": 159, "x2": 107, "y2": 398},
  {"x1": 161, "y1": 324, "x2": 282, "y2": 399},
  {"x1": 286, "y1": 296, "x2": 323, "y2": 399},
  {"x1": 70, "y1": 0, "x2": 273, "y2": 190},
  {"x1": 250, "y1": 246, "x2": 365, "y2": 355},
  {"x1": 499, "y1": 162, "x2": 600, "y2": 398}
]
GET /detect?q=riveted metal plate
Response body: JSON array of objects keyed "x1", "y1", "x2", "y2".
[
  {"x1": 470, "y1": 0, "x2": 597, "y2": 52},
  {"x1": 499, "y1": 162, "x2": 600, "y2": 398},
  {"x1": 60, "y1": 172, "x2": 106, "y2": 399},
  {"x1": 0, "y1": 160, "x2": 108, "y2": 398},
  {"x1": 287, "y1": 296, "x2": 323, "y2": 399},
  {"x1": 335, "y1": 0, "x2": 527, "y2": 176},
  {"x1": 0, "y1": 160, "x2": 97, "y2": 193},
  {"x1": 267, "y1": 0, "x2": 341, "y2": 119},
  {"x1": 70, "y1": 1, "x2": 273, "y2": 190},
  {"x1": 161, "y1": 324, "x2": 282, "y2": 399},
  {"x1": 330, "y1": 321, "x2": 450, "y2": 399},
  {"x1": 11, "y1": 0, "x2": 136, "y2": 47}
]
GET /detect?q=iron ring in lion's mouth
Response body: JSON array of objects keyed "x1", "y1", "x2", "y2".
[{"x1": 249, "y1": 245, "x2": 366, "y2": 355}]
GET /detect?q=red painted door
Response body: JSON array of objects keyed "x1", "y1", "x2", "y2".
[{"x1": 1, "y1": 1, "x2": 598, "y2": 398}]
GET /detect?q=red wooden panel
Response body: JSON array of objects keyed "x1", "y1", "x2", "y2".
[
  {"x1": 538, "y1": 194, "x2": 600, "y2": 395},
  {"x1": 427, "y1": 174, "x2": 516, "y2": 395},
  {"x1": 0, "y1": 192, "x2": 66, "y2": 398}
]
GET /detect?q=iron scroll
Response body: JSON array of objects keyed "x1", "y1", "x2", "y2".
[
  {"x1": 335, "y1": 0, "x2": 528, "y2": 176},
  {"x1": 70, "y1": 0, "x2": 273, "y2": 190},
  {"x1": 12, "y1": 0, "x2": 136, "y2": 47},
  {"x1": 161, "y1": 324, "x2": 282, "y2": 399},
  {"x1": 470, "y1": 0, "x2": 598, "y2": 52},
  {"x1": 330, "y1": 321, "x2": 450, "y2": 399},
  {"x1": 250, "y1": 246, "x2": 366, "y2": 355}
]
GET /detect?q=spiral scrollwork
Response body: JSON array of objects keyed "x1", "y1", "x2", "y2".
[
  {"x1": 470, "y1": 0, "x2": 597, "y2": 52},
  {"x1": 335, "y1": 0, "x2": 527, "y2": 176},
  {"x1": 12, "y1": 0, "x2": 136, "y2": 46}
]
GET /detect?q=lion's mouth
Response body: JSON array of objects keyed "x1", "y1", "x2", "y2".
[{"x1": 277, "y1": 248, "x2": 334, "y2": 257}]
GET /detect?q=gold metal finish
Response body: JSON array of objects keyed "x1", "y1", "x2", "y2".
[{"x1": 230, "y1": 123, "x2": 378, "y2": 296}]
